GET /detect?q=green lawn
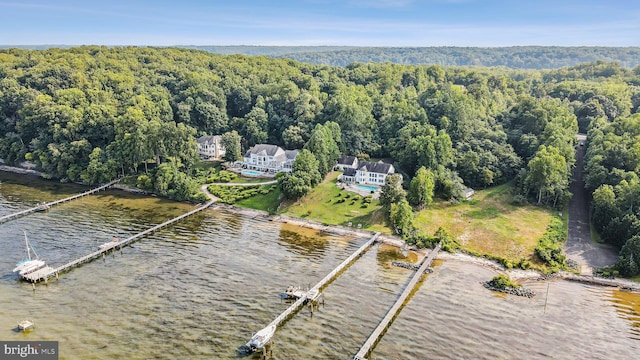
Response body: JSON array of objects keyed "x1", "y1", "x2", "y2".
[
  {"x1": 194, "y1": 159, "x2": 222, "y2": 171},
  {"x1": 279, "y1": 172, "x2": 389, "y2": 232},
  {"x1": 225, "y1": 176, "x2": 273, "y2": 184},
  {"x1": 236, "y1": 185, "x2": 281, "y2": 214},
  {"x1": 414, "y1": 183, "x2": 554, "y2": 263}
]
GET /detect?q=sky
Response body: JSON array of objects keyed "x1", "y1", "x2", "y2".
[{"x1": 0, "y1": 0, "x2": 638, "y2": 47}]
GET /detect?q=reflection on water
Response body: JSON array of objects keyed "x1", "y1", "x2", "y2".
[
  {"x1": 1, "y1": 171, "x2": 639, "y2": 359},
  {"x1": 376, "y1": 243, "x2": 419, "y2": 268},
  {"x1": 611, "y1": 289, "x2": 640, "y2": 340}
]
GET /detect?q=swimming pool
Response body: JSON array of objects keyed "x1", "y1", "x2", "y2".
[
  {"x1": 356, "y1": 184, "x2": 379, "y2": 192},
  {"x1": 242, "y1": 170, "x2": 264, "y2": 177}
]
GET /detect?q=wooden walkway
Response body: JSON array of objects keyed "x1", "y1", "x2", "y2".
[
  {"x1": 248, "y1": 232, "x2": 381, "y2": 346},
  {"x1": 353, "y1": 242, "x2": 442, "y2": 360},
  {"x1": 0, "y1": 179, "x2": 121, "y2": 225},
  {"x1": 21, "y1": 199, "x2": 216, "y2": 283}
]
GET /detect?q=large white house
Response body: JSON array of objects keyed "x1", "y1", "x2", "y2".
[
  {"x1": 197, "y1": 135, "x2": 225, "y2": 159},
  {"x1": 243, "y1": 144, "x2": 299, "y2": 173},
  {"x1": 338, "y1": 158, "x2": 395, "y2": 186}
]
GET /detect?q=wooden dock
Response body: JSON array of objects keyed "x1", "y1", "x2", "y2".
[
  {"x1": 247, "y1": 232, "x2": 381, "y2": 348},
  {"x1": 353, "y1": 242, "x2": 442, "y2": 360},
  {"x1": 0, "y1": 178, "x2": 121, "y2": 225},
  {"x1": 21, "y1": 199, "x2": 216, "y2": 283}
]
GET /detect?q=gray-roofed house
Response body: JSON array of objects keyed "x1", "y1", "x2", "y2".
[
  {"x1": 338, "y1": 167, "x2": 358, "y2": 184},
  {"x1": 355, "y1": 161, "x2": 395, "y2": 186},
  {"x1": 243, "y1": 144, "x2": 298, "y2": 173},
  {"x1": 197, "y1": 135, "x2": 225, "y2": 159},
  {"x1": 334, "y1": 155, "x2": 358, "y2": 171}
]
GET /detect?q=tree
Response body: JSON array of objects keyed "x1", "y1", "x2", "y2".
[
  {"x1": 525, "y1": 146, "x2": 569, "y2": 205},
  {"x1": 408, "y1": 166, "x2": 435, "y2": 209},
  {"x1": 617, "y1": 235, "x2": 640, "y2": 276},
  {"x1": 379, "y1": 174, "x2": 406, "y2": 210},
  {"x1": 81, "y1": 147, "x2": 116, "y2": 184},
  {"x1": 221, "y1": 130, "x2": 242, "y2": 162},
  {"x1": 304, "y1": 122, "x2": 341, "y2": 175},
  {"x1": 278, "y1": 149, "x2": 321, "y2": 199},
  {"x1": 390, "y1": 198, "x2": 414, "y2": 238}
]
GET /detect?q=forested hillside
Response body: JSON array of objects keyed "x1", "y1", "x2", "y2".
[
  {"x1": 265, "y1": 46, "x2": 640, "y2": 69},
  {"x1": 0, "y1": 47, "x2": 639, "y2": 272},
  {"x1": 7, "y1": 46, "x2": 640, "y2": 69}
]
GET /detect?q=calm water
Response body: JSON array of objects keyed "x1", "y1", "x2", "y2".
[{"x1": 0, "y1": 171, "x2": 639, "y2": 359}]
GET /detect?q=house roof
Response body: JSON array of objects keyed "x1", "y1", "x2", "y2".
[
  {"x1": 358, "y1": 161, "x2": 394, "y2": 174},
  {"x1": 285, "y1": 150, "x2": 299, "y2": 160},
  {"x1": 247, "y1": 144, "x2": 284, "y2": 157},
  {"x1": 197, "y1": 135, "x2": 221, "y2": 145},
  {"x1": 343, "y1": 168, "x2": 357, "y2": 177},
  {"x1": 337, "y1": 155, "x2": 357, "y2": 166}
]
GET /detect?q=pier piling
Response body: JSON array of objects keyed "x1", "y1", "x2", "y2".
[
  {"x1": 353, "y1": 242, "x2": 441, "y2": 360},
  {"x1": 20, "y1": 198, "x2": 216, "y2": 284},
  {"x1": 246, "y1": 232, "x2": 380, "y2": 350},
  {"x1": 0, "y1": 179, "x2": 121, "y2": 225}
]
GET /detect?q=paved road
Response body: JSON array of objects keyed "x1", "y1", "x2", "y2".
[{"x1": 564, "y1": 134, "x2": 619, "y2": 274}]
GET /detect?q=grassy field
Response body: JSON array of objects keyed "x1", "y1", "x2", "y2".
[
  {"x1": 194, "y1": 159, "x2": 222, "y2": 171},
  {"x1": 279, "y1": 172, "x2": 389, "y2": 233},
  {"x1": 414, "y1": 183, "x2": 554, "y2": 263},
  {"x1": 236, "y1": 185, "x2": 281, "y2": 214}
]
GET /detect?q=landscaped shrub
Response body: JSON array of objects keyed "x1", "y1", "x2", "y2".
[
  {"x1": 534, "y1": 217, "x2": 566, "y2": 270},
  {"x1": 208, "y1": 184, "x2": 273, "y2": 204}
]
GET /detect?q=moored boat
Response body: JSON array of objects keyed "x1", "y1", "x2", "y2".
[
  {"x1": 246, "y1": 324, "x2": 276, "y2": 351},
  {"x1": 13, "y1": 231, "x2": 47, "y2": 276},
  {"x1": 98, "y1": 237, "x2": 120, "y2": 250},
  {"x1": 35, "y1": 203, "x2": 49, "y2": 212}
]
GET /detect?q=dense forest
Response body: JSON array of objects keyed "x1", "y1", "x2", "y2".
[
  {"x1": 0, "y1": 47, "x2": 639, "y2": 273},
  {"x1": 7, "y1": 46, "x2": 640, "y2": 69},
  {"x1": 269, "y1": 46, "x2": 640, "y2": 69}
]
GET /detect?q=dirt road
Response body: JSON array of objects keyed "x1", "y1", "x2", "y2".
[{"x1": 564, "y1": 134, "x2": 619, "y2": 274}]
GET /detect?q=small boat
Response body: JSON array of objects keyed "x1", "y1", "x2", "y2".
[
  {"x1": 246, "y1": 324, "x2": 276, "y2": 351},
  {"x1": 13, "y1": 231, "x2": 47, "y2": 276},
  {"x1": 35, "y1": 203, "x2": 49, "y2": 212},
  {"x1": 17, "y1": 319, "x2": 34, "y2": 331},
  {"x1": 98, "y1": 237, "x2": 120, "y2": 250}
]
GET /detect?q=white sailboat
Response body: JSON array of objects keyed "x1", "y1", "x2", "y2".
[{"x1": 13, "y1": 231, "x2": 46, "y2": 276}]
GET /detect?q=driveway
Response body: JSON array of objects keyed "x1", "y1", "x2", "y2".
[{"x1": 564, "y1": 134, "x2": 619, "y2": 274}]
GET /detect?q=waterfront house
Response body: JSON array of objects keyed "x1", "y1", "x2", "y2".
[
  {"x1": 334, "y1": 155, "x2": 358, "y2": 171},
  {"x1": 197, "y1": 135, "x2": 225, "y2": 159},
  {"x1": 338, "y1": 159, "x2": 395, "y2": 186},
  {"x1": 243, "y1": 144, "x2": 298, "y2": 173}
]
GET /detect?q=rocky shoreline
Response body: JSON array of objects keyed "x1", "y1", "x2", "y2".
[{"x1": 482, "y1": 282, "x2": 536, "y2": 298}]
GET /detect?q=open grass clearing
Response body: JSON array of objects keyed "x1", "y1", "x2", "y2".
[{"x1": 414, "y1": 183, "x2": 554, "y2": 264}]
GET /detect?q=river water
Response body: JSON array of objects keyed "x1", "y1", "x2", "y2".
[{"x1": 0, "y1": 171, "x2": 638, "y2": 359}]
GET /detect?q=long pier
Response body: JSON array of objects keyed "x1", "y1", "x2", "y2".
[
  {"x1": 0, "y1": 178, "x2": 121, "y2": 225},
  {"x1": 247, "y1": 232, "x2": 381, "y2": 346},
  {"x1": 353, "y1": 242, "x2": 442, "y2": 360},
  {"x1": 21, "y1": 199, "x2": 216, "y2": 283}
]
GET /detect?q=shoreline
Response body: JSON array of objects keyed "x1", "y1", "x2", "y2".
[
  {"x1": 2, "y1": 166, "x2": 638, "y2": 293},
  {"x1": 0, "y1": 164, "x2": 45, "y2": 177}
]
